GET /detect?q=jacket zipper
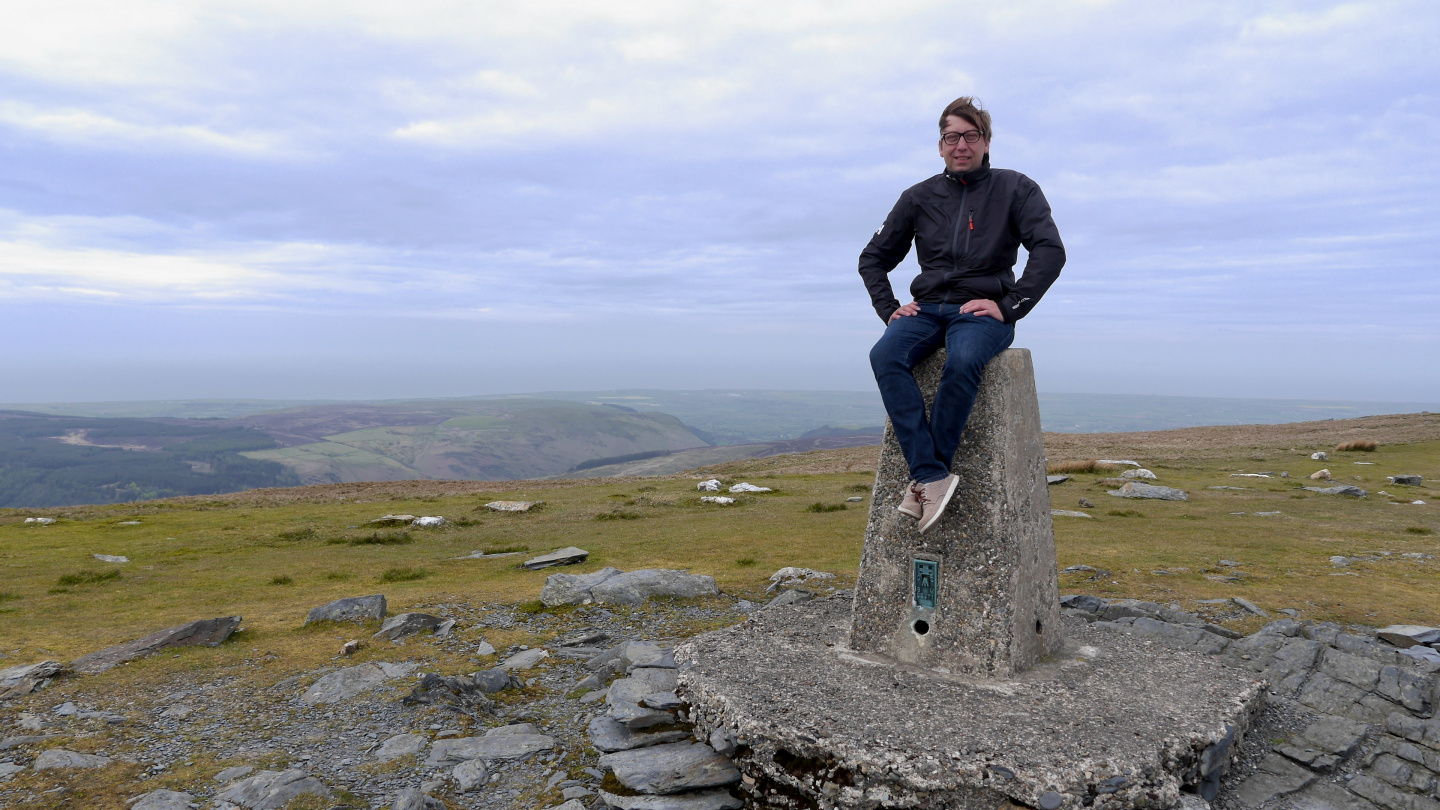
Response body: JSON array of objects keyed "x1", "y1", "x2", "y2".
[{"x1": 949, "y1": 184, "x2": 969, "y2": 280}]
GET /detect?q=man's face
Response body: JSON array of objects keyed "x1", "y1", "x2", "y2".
[{"x1": 939, "y1": 115, "x2": 989, "y2": 174}]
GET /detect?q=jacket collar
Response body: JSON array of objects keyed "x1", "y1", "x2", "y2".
[{"x1": 943, "y1": 153, "x2": 991, "y2": 185}]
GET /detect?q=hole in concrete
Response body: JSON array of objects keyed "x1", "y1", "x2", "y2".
[
  {"x1": 1035, "y1": 619, "x2": 1043, "y2": 635},
  {"x1": 913, "y1": 619, "x2": 930, "y2": 635}
]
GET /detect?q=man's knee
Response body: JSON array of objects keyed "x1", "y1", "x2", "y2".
[{"x1": 870, "y1": 336, "x2": 905, "y2": 373}]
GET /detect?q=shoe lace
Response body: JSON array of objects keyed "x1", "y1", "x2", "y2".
[{"x1": 910, "y1": 481, "x2": 930, "y2": 505}]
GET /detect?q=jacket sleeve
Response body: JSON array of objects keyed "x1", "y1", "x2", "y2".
[
  {"x1": 998, "y1": 176, "x2": 1065, "y2": 323},
  {"x1": 857, "y1": 190, "x2": 916, "y2": 324}
]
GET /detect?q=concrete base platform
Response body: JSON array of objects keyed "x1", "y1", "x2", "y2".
[{"x1": 678, "y1": 597, "x2": 1265, "y2": 810}]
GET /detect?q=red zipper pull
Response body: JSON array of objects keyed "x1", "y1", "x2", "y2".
[{"x1": 969, "y1": 214, "x2": 974, "y2": 231}]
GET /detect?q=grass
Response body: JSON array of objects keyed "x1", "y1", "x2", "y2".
[
  {"x1": 595, "y1": 510, "x2": 643, "y2": 521},
  {"x1": 379, "y1": 566, "x2": 430, "y2": 583},
  {"x1": 1337, "y1": 440, "x2": 1378, "y2": 452},
  {"x1": 1107, "y1": 509, "x2": 1144, "y2": 518},
  {"x1": 270, "y1": 575, "x2": 294, "y2": 585},
  {"x1": 806, "y1": 502, "x2": 847, "y2": 513},
  {"x1": 1048, "y1": 459, "x2": 1123, "y2": 474},
  {"x1": 1407, "y1": 527, "x2": 1433, "y2": 535},
  {"x1": 0, "y1": 428, "x2": 1435, "y2": 665},
  {"x1": 275, "y1": 527, "x2": 317, "y2": 541},
  {"x1": 56, "y1": 569, "x2": 122, "y2": 586}
]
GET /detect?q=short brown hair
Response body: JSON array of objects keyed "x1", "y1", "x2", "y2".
[{"x1": 939, "y1": 96, "x2": 991, "y2": 141}]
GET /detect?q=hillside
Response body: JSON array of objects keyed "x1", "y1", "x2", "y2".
[{"x1": 235, "y1": 398, "x2": 711, "y2": 484}]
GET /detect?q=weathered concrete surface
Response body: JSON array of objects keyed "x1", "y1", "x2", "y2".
[
  {"x1": 851, "y1": 347, "x2": 1062, "y2": 676},
  {"x1": 70, "y1": 616, "x2": 241, "y2": 674},
  {"x1": 680, "y1": 595, "x2": 1264, "y2": 810}
]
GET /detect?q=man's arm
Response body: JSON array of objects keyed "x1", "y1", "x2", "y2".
[
  {"x1": 997, "y1": 177, "x2": 1065, "y2": 323},
  {"x1": 858, "y1": 191, "x2": 916, "y2": 324}
]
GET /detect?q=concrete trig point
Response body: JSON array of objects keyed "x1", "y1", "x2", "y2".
[
  {"x1": 850, "y1": 347, "x2": 1062, "y2": 676},
  {"x1": 677, "y1": 346, "x2": 1266, "y2": 810}
]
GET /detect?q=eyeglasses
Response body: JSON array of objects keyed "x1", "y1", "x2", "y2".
[{"x1": 940, "y1": 130, "x2": 984, "y2": 145}]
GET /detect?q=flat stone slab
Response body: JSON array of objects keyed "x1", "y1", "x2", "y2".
[
  {"x1": 301, "y1": 661, "x2": 417, "y2": 705},
  {"x1": 598, "y1": 788, "x2": 745, "y2": 809},
  {"x1": 132, "y1": 789, "x2": 196, "y2": 810},
  {"x1": 70, "y1": 616, "x2": 241, "y2": 674},
  {"x1": 32, "y1": 749, "x2": 111, "y2": 770},
  {"x1": 215, "y1": 768, "x2": 333, "y2": 809},
  {"x1": 305, "y1": 595, "x2": 386, "y2": 625},
  {"x1": 679, "y1": 596, "x2": 1265, "y2": 810},
  {"x1": 486, "y1": 500, "x2": 540, "y2": 512},
  {"x1": 1107, "y1": 482, "x2": 1189, "y2": 501},
  {"x1": 372, "y1": 612, "x2": 444, "y2": 641},
  {"x1": 588, "y1": 716, "x2": 692, "y2": 752},
  {"x1": 524, "y1": 546, "x2": 590, "y2": 569},
  {"x1": 425, "y1": 732, "x2": 556, "y2": 766},
  {"x1": 599, "y1": 741, "x2": 742, "y2": 795}
]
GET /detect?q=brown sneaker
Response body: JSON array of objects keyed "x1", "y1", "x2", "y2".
[
  {"x1": 916, "y1": 474, "x2": 960, "y2": 534},
  {"x1": 897, "y1": 481, "x2": 922, "y2": 518}
]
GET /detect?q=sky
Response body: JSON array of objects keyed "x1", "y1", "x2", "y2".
[{"x1": 2, "y1": 0, "x2": 1437, "y2": 404}]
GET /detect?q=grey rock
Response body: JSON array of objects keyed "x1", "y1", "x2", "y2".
[
  {"x1": 1302, "y1": 485, "x2": 1368, "y2": 497},
  {"x1": 301, "y1": 661, "x2": 417, "y2": 705},
  {"x1": 216, "y1": 769, "x2": 333, "y2": 809},
  {"x1": 621, "y1": 641, "x2": 667, "y2": 667},
  {"x1": 0, "y1": 660, "x2": 64, "y2": 693},
  {"x1": 132, "y1": 789, "x2": 196, "y2": 810},
  {"x1": 435, "y1": 618, "x2": 455, "y2": 637},
  {"x1": 32, "y1": 749, "x2": 111, "y2": 770},
  {"x1": 471, "y1": 668, "x2": 513, "y2": 692},
  {"x1": 1059, "y1": 594, "x2": 1106, "y2": 614},
  {"x1": 1289, "y1": 782, "x2": 1375, "y2": 810},
  {"x1": 401, "y1": 672, "x2": 497, "y2": 713},
  {"x1": 215, "y1": 765, "x2": 255, "y2": 782},
  {"x1": 1121, "y1": 468, "x2": 1158, "y2": 480},
  {"x1": 499, "y1": 648, "x2": 550, "y2": 671},
  {"x1": 0, "y1": 762, "x2": 25, "y2": 780},
  {"x1": 0, "y1": 734, "x2": 58, "y2": 751},
  {"x1": 588, "y1": 716, "x2": 692, "y2": 753},
  {"x1": 598, "y1": 789, "x2": 744, "y2": 809},
  {"x1": 1051, "y1": 509, "x2": 1092, "y2": 518},
  {"x1": 764, "y1": 589, "x2": 813, "y2": 608},
  {"x1": 608, "y1": 669, "x2": 680, "y2": 728},
  {"x1": 392, "y1": 788, "x2": 445, "y2": 809},
  {"x1": 598, "y1": 741, "x2": 742, "y2": 794},
  {"x1": 1107, "y1": 482, "x2": 1188, "y2": 501},
  {"x1": 1232, "y1": 597, "x2": 1269, "y2": 617},
  {"x1": 1128, "y1": 617, "x2": 1230, "y2": 654},
  {"x1": 1398, "y1": 646, "x2": 1440, "y2": 664},
  {"x1": 1347, "y1": 773, "x2": 1439, "y2": 810},
  {"x1": 1377, "y1": 626, "x2": 1440, "y2": 648},
  {"x1": 551, "y1": 802, "x2": 587, "y2": 810},
  {"x1": 425, "y1": 732, "x2": 555, "y2": 766},
  {"x1": 1046, "y1": 475, "x2": 1070, "y2": 484},
  {"x1": 1376, "y1": 666, "x2": 1436, "y2": 713},
  {"x1": 524, "y1": 546, "x2": 591, "y2": 570},
  {"x1": 1259, "y1": 619, "x2": 1304, "y2": 637},
  {"x1": 1321, "y1": 649, "x2": 1383, "y2": 690},
  {"x1": 452, "y1": 758, "x2": 489, "y2": 791},
  {"x1": 1390, "y1": 475, "x2": 1423, "y2": 486},
  {"x1": 642, "y1": 691, "x2": 682, "y2": 710},
  {"x1": 1078, "y1": 497, "x2": 1095, "y2": 508},
  {"x1": 372, "y1": 612, "x2": 445, "y2": 641},
  {"x1": 541, "y1": 567, "x2": 623, "y2": 607},
  {"x1": 1300, "y1": 715, "x2": 1369, "y2": 757},
  {"x1": 484, "y1": 500, "x2": 539, "y2": 512},
  {"x1": 697, "y1": 479, "x2": 722, "y2": 491},
  {"x1": 589, "y1": 569, "x2": 719, "y2": 606},
  {"x1": 562, "y1": 786, "x2": 594, "y2": 800},
  {"x1": 1234, "y1": 753, "x2": 1317, "y2": 808},
  {"x1": 304, "y1": 594, "x2": 386, "y2": 625},
  {"x1": 375, "y1": 733, "x2": 427, "y2": 761},
  {"x1": 70, "y1": 616, "x2": 241, "y2": 674}
]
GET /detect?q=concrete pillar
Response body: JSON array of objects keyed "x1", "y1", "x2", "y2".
[{"x1": 849, "y1": 347, "x2": 1062, "y2": 677}]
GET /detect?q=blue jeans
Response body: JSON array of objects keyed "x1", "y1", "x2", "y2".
[{"x1": 869, "y1": 303, "x2": 1015, "y2": 484}]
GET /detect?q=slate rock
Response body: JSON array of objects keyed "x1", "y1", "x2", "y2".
[
  {"x1": 485, "y1": 500, "x2": 539, "y2": 512},
  {"x1": 132, "y1": 789, "x2": 195, "y2": 810},
  {"x1": 642, "y1": 691, "x2": 683, "y2": 710},
  {"x1": 1051, "y1": 509, "x2": 1092, "y2": 518},
  {"x1": 524, "y1": 546, "x2": 591, "y2": 570},
  {"x1": 0, "y1": 660, "x2": 64, "y2": 700},
  {"x1": 70, "y1": 616, "x2": 241, "y2": 674},
  {"x1": 425, "y1": 731, "x2": 556, "y2": 766},
  {"x1": 305, "y1": 595, "x2": 387, "y2": 625},
  {"x1": 1233, "y1": 753, "x2": 1316, "y2": 808},
  {"x1": 216, "y1": 769, "x2": 333, "y2": 809},
  {"x1": 471, "y1": 668, "x2": 513, "y2": 692},
  {"x1": 764, "y1": 589, "x2": 813, "y2": 609},
  {"x1": 499, "y1": 648, "x2": 550, "y2": 671},
  {"x1": 1120, "y1": 468, "x2": 1158, "y2": 480},
  {"x1": 588, "y1": 716, "x2": 691, "y2": 753},
  {"x1": 1046, "y1": 475, "x2": 1070, "y2": 485},
  {"x1": 598, "y1": 789, "x2": 745, "y2": 809},
  {"x1": 1107, "y1": 482, "x2": 1188, "y2": 501},
  {"x1": 32, "y1": 749, "x2": 111, "y2": 770},
  {"x1": 0, "y1": 735, "x2": 56, "y2": 752},
  {"x1": 1377, "y1": 626, "x2": 1440, "y2": 648},
  {"x1": 215, "y1": 765, "x2": 255, "y2": 782},
  {"x1": 1078, "y1": 497, "x2": 1095, "y2": 508},
  {"x1": 1059, "y1": 594, "x2": 1105, "y2": 614},
  {"x1": 1302, "y1": 485, "x2": 1368, "y2": 497},
  {"x1": 728, "y1": 483, "x2": 771, "y2": 493},
  {"x1": 392, "y1": 788, "x2": 445, "y2": 809},
  {"x1": 453, "y1": 758, "x2": 489, "y2": 792},
  {"x1": 589, "y1": 569, "x2": 719, "y2": 606},
  {"x1": 1299, "y1": 715, "x2": 1369, "y2": 757},
  {"x1": 301, "y1": 661, "x2": 417, "y2": 705},
  {"x1": 599, "y1": 741, "x2": 742, "y2": 794},
  {"x1": 402, "y1": 672, "x2": 497, "y2": 713},
  {"x1": 541, "y1": 567, "x2": 623, "y2": 607},
  {"x1": 0, "y1": 762, "x2": 25, "y2": 780},
  {"x1": 1128, "y1": 617, "x2": 1230, "y2": 654},
  {"x1": 375, "y1": 733, "x2": 427, "y2": 761},
  {"x1": 373, "y1": 612, "x2": 445, "y2": 641},
  {"x1": 696, "y1": 480, "x2": 722, "y2": 492},
  {"x1": 1390, "y1": 475, "x2": 1423, "y2": 486},
  {"x1": 621, "y1": 641, "x2": 668, "y2": 668}
]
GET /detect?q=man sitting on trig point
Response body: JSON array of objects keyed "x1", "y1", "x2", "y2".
[{"x1": 860, "y1": 96, "x2": 1065, "y2": 533}]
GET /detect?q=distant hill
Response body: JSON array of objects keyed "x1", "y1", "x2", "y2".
[
  {"x1": 234, "y1": 398, "x2": 710, "y2": 485},
  {"x1": 0, "y1": 411, "x2": 299, "y2": 508}
]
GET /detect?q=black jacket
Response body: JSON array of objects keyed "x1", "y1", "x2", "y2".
[{"x1": 858, "y1": 155, "x2": 1065, "y2": 324}]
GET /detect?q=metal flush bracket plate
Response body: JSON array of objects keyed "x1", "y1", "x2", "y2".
[{"x1": 913, "y1": 559, "x2": 939, "y2": 609}]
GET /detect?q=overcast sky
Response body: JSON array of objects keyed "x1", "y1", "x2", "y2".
[{"x1": 2, "y1": 1, "x2": 1437, "y2": 404}]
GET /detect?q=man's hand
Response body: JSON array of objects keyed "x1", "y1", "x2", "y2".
[
  {"x1": 888, "y1": 301, "x2": 921, "y2": 323},
  {"x1": 960, "y1": 299, "x2": 1004, "y2": 321}
]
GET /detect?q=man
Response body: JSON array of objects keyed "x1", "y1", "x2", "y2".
[{"x1": 860, "y1": 96, "x2": 1064, "y2": 533}]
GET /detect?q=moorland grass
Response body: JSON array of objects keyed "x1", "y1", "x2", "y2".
[{"x1": 0, "y1": 437, "x2": 1435, "y2": 664}]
